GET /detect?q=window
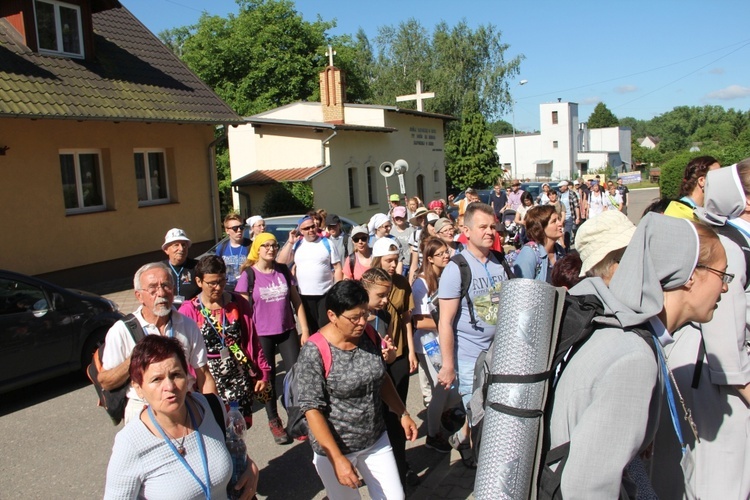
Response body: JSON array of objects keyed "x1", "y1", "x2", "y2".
[
  {"x1": 366, "y1": 166, "x2": 378, "y2": 205},
  {"x1": 553, "y1": 141, "x2": 559, "y2": 148},
  {"x1": 34, "y1": 0, "x2": 84, "y2": 57},
  {"x1": 59, "y1": 150, "x2": 105, "y2": 214},
  {"x1": 348, "y1": 167, "x2": 360, "y2": 208},
  {"x1": 551, "y1": 111, "x2": 558, "y2": 124},
  {"x1": 0, "y1": 278, "x2": 48, "y2": 316},
  {"x1": 134, "y1": 150, "x2": 169, "y2": 205},
  {"x1": 433, "y1": 169, "x2": 440, "y2": 183}
]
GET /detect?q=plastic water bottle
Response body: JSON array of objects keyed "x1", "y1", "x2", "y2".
[
  {"x1": 420, "y1": 332, "x2": 443, "y2": 370},
  {"x1": 226, "y1": 401, "x2": 247, "y2": 500}
]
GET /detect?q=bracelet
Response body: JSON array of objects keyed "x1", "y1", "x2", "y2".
[{"x1": 400, "y1": 411, "x2": 410, "y2": 419}]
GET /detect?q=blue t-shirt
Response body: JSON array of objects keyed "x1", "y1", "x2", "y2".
[
  {"x1": 438, "y1": 249, "x2": 508, "y2": 362},
  {"x1": 216, "y1": 243, "x2": 249, "y2": 286}
]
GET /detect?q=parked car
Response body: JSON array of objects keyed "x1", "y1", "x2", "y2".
[
  {"x1": 203, "y1": 214, "x2": 359, "y2": 256},
  {"x1": 521, "y1": 182, "x2": 559, "y2": 201},
  {"x1": 446, "y1": 189, "x2": 493, "y2": 220},
  {"x1": 0, "y1": 270, "x2": 122, "y2": 394}
]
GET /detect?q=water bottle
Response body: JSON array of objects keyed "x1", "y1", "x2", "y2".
[
  {"x1": 420, "y1": 332, "x2": 443, "y2": 371},
  {"x1": 226, "y1": 401, "x2": 247, "y2": 500}
]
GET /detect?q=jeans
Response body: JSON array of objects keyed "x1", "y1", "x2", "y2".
[{"x1": 564, "y1": 218, "x2": 576, "y2": 250}]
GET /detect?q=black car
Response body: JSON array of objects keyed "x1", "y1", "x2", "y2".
[
  {"x1": 0, "y1": 270, "x2": 122, "y2": 394},
  {"x1": 521, "y1": 182, "x2": 560, "y2": 201}
]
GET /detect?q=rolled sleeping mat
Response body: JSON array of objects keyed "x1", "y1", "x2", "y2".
[{"x1": 474, "y1": 278, "x2": 565, "y2": 500}]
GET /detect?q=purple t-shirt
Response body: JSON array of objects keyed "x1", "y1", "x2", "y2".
[{"x1": 235, "y1": 267, "x2": 296, "y2": 336}]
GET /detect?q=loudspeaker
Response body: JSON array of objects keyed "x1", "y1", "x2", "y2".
[
  {"x1": 394, "y1": 159, "x2": 409, "y2": 175},
  {"x1": 379, "y1": 162, "x2": 394, "y2": 177}
]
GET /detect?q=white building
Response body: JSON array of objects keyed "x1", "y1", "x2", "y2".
[
  {"x1": 496, "y1": 101, "x2": 631, "y2": 180},
  {"x1": 228, "y1": 64, "x2": 452, "y2": 222}
]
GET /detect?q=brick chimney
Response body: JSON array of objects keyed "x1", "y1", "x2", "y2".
[{"x1": 320, "y1": 46, "x2": 346, "y2": 124}]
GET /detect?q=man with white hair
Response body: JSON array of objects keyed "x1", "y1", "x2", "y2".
[
  {"x1": 161, "y1": 228, "x2": 199, "y2": 305},
  {"x1": 98, "y1": 262, "x2": 216, "y2": 424}
]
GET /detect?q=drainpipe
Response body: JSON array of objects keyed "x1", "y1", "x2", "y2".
[
  {"x1": 321, "y1": 130, "x2": 337, "y2": 165},
  {"x1": 208, "y1": 125, "x2": 228, "y2": 243}
]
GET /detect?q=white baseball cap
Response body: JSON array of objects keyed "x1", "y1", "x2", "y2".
[{"x1": 372, "y1": 238, "x2": 400, "y2": 257}]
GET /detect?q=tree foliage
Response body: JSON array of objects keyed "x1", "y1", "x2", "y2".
[
  {"x1": 445, "y1": 100, "x2": 501, "y2": 190},
  {"x1": 160, "y1": 0, "x2": 332, "y2": 116},
  {"x1": 587, "y1": 102, "x2": 619, "y2": 129},
  {"x1": 487, "y1": 120, "x2": 514, "y2": 135}
]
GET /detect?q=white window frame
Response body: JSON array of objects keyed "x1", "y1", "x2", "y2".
[
  {"x1": 59, "y1": 149, "x2": 105, "y2": 214},
  {"x1": 134, "y1": 149, "x2": 170, "y2": 206},
  {"x1": 34, "y1": 0, "x2": 85, "y2": 58}
]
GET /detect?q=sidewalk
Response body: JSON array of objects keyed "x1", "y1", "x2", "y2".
[{"x1": 98, "y1": 285, "x2": 478, "y2": 499}]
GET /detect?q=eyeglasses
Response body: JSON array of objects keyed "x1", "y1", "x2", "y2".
[
  {"x1": 202, "y1": 278, "x2": 227, "y2": 288},
  {"x1": 433, "y1": 251, "x2": 448, "y2": 258},
  {"x1": 253, "y1": 222, "x2": 266, "y2": 228},
  {"x1": 340, "y1": 312, "x2": 368, "y2": 324},
  {"x1": 439, "y1": 226, "x2": 455, "y2": 234},
  {"x1": 140, "y1": 283, "x2": 173, "y2": 295},
  {"x1": 352, "y1": 235, "x2": 368, "y2": 243},
  {"x1": 260, "y1": 243, "x2": 279, "y2": 250},
  {"x1": 696, "y1": 265, "x2": 734, "y2": 284},
  {"x1": 226, "y1": 225, "x2": 243, "y2": 232},
  {"x1": 299, "y1": 225, "x2": 316, "y2": 232}
]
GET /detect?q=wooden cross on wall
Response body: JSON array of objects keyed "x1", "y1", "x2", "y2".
[{"x1": 396, "y1": 80, "x2": 435, "y2": 112}]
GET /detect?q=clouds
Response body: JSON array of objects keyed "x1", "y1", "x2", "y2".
[
  {"x1": 709, "y1": 67, "x2": 725, "y2": 75},
  {"x1": 580, "y1": 96, "x2": 601, "y2": 105},
  {"x1": 705, "y1": 85, "x2": 750, "y2": 100},
  {"x1": 615, "y1": 85, "x2": 638, "y2": 94}
]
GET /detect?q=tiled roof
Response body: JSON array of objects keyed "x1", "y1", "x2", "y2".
[
  {"x1": 232, "y1": 165, "x2": 331, "y2": 186},
  {"x1": 0, "y1": 6, "x2": 241, "y2": 124}
]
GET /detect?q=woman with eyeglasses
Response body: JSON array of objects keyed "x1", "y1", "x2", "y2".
[
  {"x1": 343, "y1": 225, "x2": 372, "y2": 281},
  {"x1": 179, "y1": 255, "x2": 271, "y2": 429},
  {"x1": 234, "y1": 233, "x2": 310, "y2": 445},
  {"x1": 411, "y1": 237, "x2": 461, "y2": 453},
  {"x1": 296, "y1": 280, "x2": 417, "y2": 499},
  {"x1": 370, "y1": 238, "x2": 419, "y2": 487},
  {"x1": 651, "y1": 161, "x2": 750, "y2": 499},
  {"x1": 433, "y1": 218, "x2": 463, "y2": 257}
]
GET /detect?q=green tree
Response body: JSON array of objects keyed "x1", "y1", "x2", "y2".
[
  {"x1": 161, "y1": 0, "x2": 333, "y2": 116},
  {"x1": 487, "y1": 120, "x2": 514, "y2": 135},
  {"x1": 587, "y1": 102, "x2": 619, "y2": 129},
  {"x1": 445, "y1": 100, "x2": 501, "y2": 190},
  {"x1": 260, "y1": 181, "x2": 314, "y2": 216},
  {"x1": 659, "y1": 151, "x2": 702, "y2": 199}
]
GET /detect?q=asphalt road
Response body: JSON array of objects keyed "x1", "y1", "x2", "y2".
[{"x1": 0, "y1": 188, "x2": 660, "y2": 499}]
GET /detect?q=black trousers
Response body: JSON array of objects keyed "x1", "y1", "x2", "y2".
[
  {"x1": 258, "y1": 329, "x2": 300, "y2": 420},
  {"x1": 300, "y1": 294, "x2": 329, "y2": 333},
  {"x1": 383, "y1": 353, "x2": 411, "y2": 480}
]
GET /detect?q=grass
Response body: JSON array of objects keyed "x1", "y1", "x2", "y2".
[{"x1": 625, "y1": 180, "x2": 659, "y2": 189}]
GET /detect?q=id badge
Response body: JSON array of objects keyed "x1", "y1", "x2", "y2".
[
  {"x1": 174, "y1": 295, "x2": 185, "y2": 304},
  {"x1": 220, "y1": 347, "x2": 231, "y2": 360}
]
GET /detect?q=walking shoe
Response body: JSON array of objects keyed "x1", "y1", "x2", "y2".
[
  {"x1": 268, "y1": 417, "x2": 292, "y2": 445},
  {"x1": 448, "y1": 432, "x2": 469, "y2": 451},
  {"x1": 425, "y1": 434, "x2": 452, "y2": 454}
]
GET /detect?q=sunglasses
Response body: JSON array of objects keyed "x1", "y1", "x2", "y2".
[
  {"x1": 352, "y1": 235, "x2": 368, "y2": 243},
  {"x1": 299, "y1": 225, "x2": 317, "y2": 231},
  {"x1": 226, "y1": 225, "x2": 243, "y2": 232}
]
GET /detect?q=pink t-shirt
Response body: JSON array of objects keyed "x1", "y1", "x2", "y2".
[
  {"x1": 235, "y1": 267, "x2": 296, "y2": 336},
  {"x1": 343, "y1": 253, "x2": 372, "y2": 281}
]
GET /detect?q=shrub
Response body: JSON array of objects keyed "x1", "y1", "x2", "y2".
[
  {"x1": 659, "y1": 151, "x2": 703, "y2": 199},
  {"x1": 260, "y1": 182, "x2": 314, "y2": 217}
]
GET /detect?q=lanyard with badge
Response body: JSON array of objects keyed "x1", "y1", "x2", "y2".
[
  {"x1": 148, "y1": 402, "x2": 211, "y2": 499},
  {"x1": 198, "y1": 298, "x2": 232, "y2": 361},
  {"x1": 169, "y1": 262, "x2": 186, "y2": 303}
]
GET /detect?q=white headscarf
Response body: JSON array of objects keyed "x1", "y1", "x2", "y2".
[{"x1": 367, "y1": 213, "x2": 390, "y2": 234}]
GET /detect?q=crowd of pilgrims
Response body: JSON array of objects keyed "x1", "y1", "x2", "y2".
[{"x1": 104, "y1": 156, "x2": 750, "y2": 499}]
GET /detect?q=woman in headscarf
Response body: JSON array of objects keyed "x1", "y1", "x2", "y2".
[
  {"x1": 235, "y1": 233, "x2": 310, "y2": 445},
  {"x1": 651, "y1": 160, "x2": 750, "y2": 499},
  {"x1": 368, "y1": 213, "x2": 393, "y2": 246},
  {"x1": 548, "y1": 213, "x2": 727, "y2": 498},
  {"x1": 245, "y1": 215, "x2": 265, "y2": 243}
]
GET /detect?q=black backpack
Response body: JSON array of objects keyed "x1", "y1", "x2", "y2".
[{"x1": 86, "y1": 314, "x2": 145, "y2": 425}]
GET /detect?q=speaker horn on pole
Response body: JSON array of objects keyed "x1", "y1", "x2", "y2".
[
  {"x1": 379, "y1": 162, "x2": 395, "y2": 178},
  {"x1": 393, "y1": 159, "x2": 409, "y2": 175}
]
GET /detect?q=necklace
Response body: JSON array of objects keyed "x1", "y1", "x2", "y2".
[{"x1": 160, "y1": 408, "x2": 190, "y2": 456}]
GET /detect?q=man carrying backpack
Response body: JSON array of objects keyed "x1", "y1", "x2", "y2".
[{"x1": 436, "y1": 203, "x2": 511, "y2": 462}]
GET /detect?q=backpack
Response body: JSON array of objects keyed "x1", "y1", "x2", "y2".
[
  {"x1": 348, "y1": 252, "x2": 357, "y2": 277},
  {"x1": 86, "y1": 314, "x2": 145, "y2": 425},
  {"x1": 716, "y1": 222, "x2": 750, "y2": 290},
  {"x1": 505, "y1": 241, "x2": 544, "y2": 278},
  {"x1": 282, "y1": 326, "x2": 380, "y2": 439},
  {"x1": 241, "y1": 263, "x2": 294, "y2": 309},
  {"x1": 430, "y1": 249, "x2": 514, "y2": 327}
]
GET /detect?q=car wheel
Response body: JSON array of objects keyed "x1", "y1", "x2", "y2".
[{"x1": 80, "y1": 328, "x2": 108, "y2": 373}]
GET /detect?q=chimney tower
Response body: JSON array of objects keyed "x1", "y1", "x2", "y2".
[{"x1": 320, "y1": 45, "x2": 346, "y2": 124}]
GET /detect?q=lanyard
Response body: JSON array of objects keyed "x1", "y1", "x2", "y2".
[
  {"x1": 464, "y1": 250, "x2": 495, "y2": 286},
  {"x1": 169, "y1": 263, "x2": 184, "y2": 295},
  {"x1": 199, "y1": 298, "x2": 228, "y2": 347},
  {"x1": 148, "y1": 402, "x2": 211, "y2": 499}
]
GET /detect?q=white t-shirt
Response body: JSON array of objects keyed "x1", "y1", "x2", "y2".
[
  {"x1": 588, "y1": 191, "x2": 607, "y2": 218},
  {"x1": 411, "y1": 276, "x2": 435, "y2": 356},
  {"x1": 294, "y1": 237, "x2": 341, "y2": 295},
  {"x1": 605, "y1": 191, "x2": 623, "y2": 211},
  {"x1": 101, "y1": 307, "x2": 208, "y2": 401}
]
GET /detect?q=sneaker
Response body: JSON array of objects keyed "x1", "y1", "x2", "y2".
[
  {"x1": 448, "y1": 432, "x2": 469, "y2": 451},
  {"x1": 425, "y1": 435, "x2": 451, "y2": 454},
  {"x1": 268, "y1": 417, "x2": 292, "y2": 445},
  {"x1": 295, "y1": 434, "x2": 308, "y2": 442},
  {"x1": 404, "y1": 468, "x2": 421, "y2": 487}
]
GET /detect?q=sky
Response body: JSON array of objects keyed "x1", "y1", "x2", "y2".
[{"x1": 123, "y1": 0, "x2": 750, "y2": 132}]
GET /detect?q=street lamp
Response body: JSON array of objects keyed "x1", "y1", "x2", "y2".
[{"x1": 511, "y1": 79, "x2": 528, "y2": 180}]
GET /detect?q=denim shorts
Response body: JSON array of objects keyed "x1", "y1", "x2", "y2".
[{"x1": 456, "y1": 358, "x2": 476, "y2": 409}]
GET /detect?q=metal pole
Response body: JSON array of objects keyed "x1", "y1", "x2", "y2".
[{"x1": 512, "y1": 104, "x2": 518, "y2": 180}]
